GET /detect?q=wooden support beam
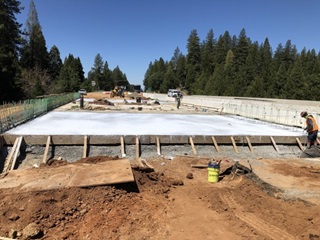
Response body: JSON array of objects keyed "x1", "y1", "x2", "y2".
[
  {"x1": 3, "y1": 137, "x2": 19, "y2": 172},
  {"x1": 135, "y1": 136, "x2": 139, "y2": 160},
  {"x1": 211, "y1": 136, "x2": 220, "y2": 152},
  {"x1": 135, "y1": 136, "x2": 143, "y2": 167},
  {"x1": 270, "y1": 136, "x2": 280, "y2": 153},
  {"x1": 82, "y1": 135, "x2": 88, "y2": 158},
  {"x1": 156, "y1": 137, "x2": 161, "y2": 155},
  {"x1": 230, "y1": 136, "x2": 239, "y2": 153},
  {"x1": 189, "y1": 137, "x2": 197, "y2": 155},
  {"x1": 120, "y1": 136, "x2": 126, "y2": 158},
  {"x1": 10, "y1": 136, "x2": 23, "y2": 170},
  {"x1": 296, "y1": 137, "x2": 304, "y2": 150},
  {"x1": 42, "y1": 136, "x2": 51, "y2": 164},
  {"x1": 245, "y1": 136, "x2": 254, "y2": 152}
]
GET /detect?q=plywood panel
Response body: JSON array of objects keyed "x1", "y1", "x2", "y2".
[{"x1": 0, "y1": 159, "x2": 134, "y2": 192}]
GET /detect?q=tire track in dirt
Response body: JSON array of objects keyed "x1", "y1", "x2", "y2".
[{"x1": 220, "y1": 190, "x2": 294, "y2": 240}]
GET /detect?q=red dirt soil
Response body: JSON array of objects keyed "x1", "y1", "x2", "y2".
[{"x1": 0, "y1": 156, "x2": 320, "y2": 240}]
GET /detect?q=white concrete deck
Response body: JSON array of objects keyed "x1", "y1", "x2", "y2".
[{"x1": 5, "y1": 112, "x2": 304, "y2": 136}]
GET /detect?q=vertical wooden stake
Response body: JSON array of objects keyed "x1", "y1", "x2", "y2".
[
  {"x1": 189, "y1": 137, "x2": 197, "y2": 155},
  {"x1": 82, "y1": 135, "x2": 88, "y2": 158},
  {"x1": 135, "y1": 136, "x2": 140, "y2": 160},
  {"x1": 3, "y1": 137, "x2": 19, "y2": 172},
  {"x1": 156, "y1": 137, "x2": 161, "y2": 155},
  {"x1": 245, "y1": 136, "x2": 254, "y2": 152},
  {"x1": 120, "y1": 136, "x2": 126, "y2": 157},
  {"x1": 270, "y1": 136, "x2": 280, "y2": 153},
  {"x1": 211, "y1": 136, "x2": 220, "y2": 152},
  {"x1": 230, "y1": 136, "x2": 239, "y2": 153},
  {"x1": 11, "y1": 136, "x2": 23, "y2": 170},
  {"x1": 42, "y1": 136, "x2": 51, "y2": 164},
  {"x1": 295, "y1": 137, "x2": 304, "y2": 150}
]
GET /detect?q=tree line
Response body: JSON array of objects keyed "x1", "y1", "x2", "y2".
[
  {"x1": 0, "y1": 0, "x2": 130, "y2": 102},
  {"x1": 144, "y1": 29, "x2": 320, "y2": 101}
]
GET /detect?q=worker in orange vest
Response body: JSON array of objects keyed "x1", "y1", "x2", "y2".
[{"x1": 300, "y1": 111, "x2": 319, "y2": 148}]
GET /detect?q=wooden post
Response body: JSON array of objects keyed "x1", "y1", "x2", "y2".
[
  {"x1": 135, "y1": 136, "x2": 140, "y2": 160},
  {"x1": 120, "y1": 136, "x2": 126, "y2": 158},
  {"x1": 211, "y1": 136, "x2": 220, "y2": 152},
  {"x1": 3, "y1": 137, "x2": 19, "y2": 172},
  {"x1": 42, "y1": 136, "x2": 51, "y2": 164},
  {"x1": 189, "y1": 137, "x2": 197, "y2": 155},
  {"x1": 82, "y1": 135, "x2": 88, "y2": 158},
  {"x1": 245, "y1": 136, "x2": 254, "y2": 152},
  {"x1": 10, "y1": 136, "x2": 23, "y2": 170},
  {"x1": 270, "y1": 136, "x2": 280, "y2": 153},
  {"x1": 296, "y1": 137, "x2": 304, "y2": 150},
  {"x1": 230, "y1": 136, "x2": 239, "y2": 153},
  {"x1": 156, "y1": 137, "x2": 161, "y2": 155}
]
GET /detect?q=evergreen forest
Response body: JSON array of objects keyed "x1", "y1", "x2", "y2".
[
  {"x1": 0, "y1": 0, "x2": 130, "y2": 102},
  {"x1": 2, "y1": 0, "x2": 320, "y2": 103},
  {"x1": 144, "y1": 29, "x2": 320, "y2": 101}
]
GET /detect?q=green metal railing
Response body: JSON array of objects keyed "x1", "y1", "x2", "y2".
[{"x1": 0, "y1": 93, "x2": 80, "y2": 133}]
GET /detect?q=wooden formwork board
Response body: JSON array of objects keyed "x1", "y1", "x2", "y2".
[
  {"x1": 1, "y1": 134, "x2": 306, "y2": 146},
  {"x1": 0, "y1": 159, "x2": 134, "y2": 192}
]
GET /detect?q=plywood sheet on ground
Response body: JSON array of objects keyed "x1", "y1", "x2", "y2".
[{"x1": 0, "y1": 159, "x2": 134, "y2": 192}]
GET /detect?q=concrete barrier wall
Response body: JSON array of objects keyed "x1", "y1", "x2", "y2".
[{"x1": 144, "y1": 93, "x2": 320, "y2": 128}]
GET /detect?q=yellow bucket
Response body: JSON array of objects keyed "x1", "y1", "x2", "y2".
[{"x1": 208, "y1": 162, "x2": 220, "y2": 183}]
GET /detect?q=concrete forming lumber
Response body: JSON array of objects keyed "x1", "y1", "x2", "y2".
[{"x1": 1, "y1": 134, "x2": 308, "y2": 146}]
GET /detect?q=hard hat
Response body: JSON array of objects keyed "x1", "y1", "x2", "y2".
[{"x1": 300, "y1": 111, "x2": 308, "y2": 117}]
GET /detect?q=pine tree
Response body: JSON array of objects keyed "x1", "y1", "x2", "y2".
[
  {"x1": 48, "y1": 45, "x2": 62, "y2": 81},
  {"x1": 20, "y1": 0, "x2": 49, "y2": 70},
  {"x1": 186, "y1": 29, "x2": 201, "y2": 93},
  {"x1": 88, "y1": 54, "x2": 104, "y2": 90},
  {"x1": 0, "y1": 0, "x2": 23, "y2": 101},
  {"x1": 57, "y1": 54, "x2": 84, "y2": 93}
]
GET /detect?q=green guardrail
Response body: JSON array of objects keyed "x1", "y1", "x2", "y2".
[{"x1": 0, "y1": 92, "x2": 80, "y2": 133}]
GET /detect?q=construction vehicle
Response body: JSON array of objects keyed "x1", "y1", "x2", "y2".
[{"x1": 110, "y1": 86, "x2": 125, "y2": 98}]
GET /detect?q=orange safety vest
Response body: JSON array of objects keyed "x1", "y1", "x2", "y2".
[{"x1": 306, "y1": 115, "x2": 319, "y2": 132}]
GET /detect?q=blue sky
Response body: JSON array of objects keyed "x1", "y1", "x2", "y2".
[{"x1": 16, "y1": 0, "x2": 320, "y2": 86}]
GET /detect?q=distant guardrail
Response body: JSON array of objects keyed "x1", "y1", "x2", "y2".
[{"x1": 0, "y1": 93, "x2": 80, "y2": 133}]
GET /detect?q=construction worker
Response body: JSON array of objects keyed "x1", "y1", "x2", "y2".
[
  {"x1": 176, "y1": 92, "x2": 182, "y2": 109},
  {"x1": 300, "y1": 111, "x2": 319, "y2": 148}
]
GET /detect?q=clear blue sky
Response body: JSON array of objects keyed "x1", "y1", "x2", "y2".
[{"x1": 16, "y1": 0, "x2": 320, "y2": 86}]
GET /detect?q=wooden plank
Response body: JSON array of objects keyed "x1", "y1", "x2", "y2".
[
  {"x1": 296, "y1": 137, "x2": 304, "y2": 150},
  {"x1": 0, "y1": 159, "x2": 134, "y2": 192},
  {"x1": 10, "y1": 136, "x2": 23, "y2": 170},
  {"x1": 156, "y1": 137, "x2": 161, "y2": 155},
  {"x1": 245, "y1": 136, "x2": 254, "y2": 152},
  {"x1": 189, "y1": 137, "x2": 197, "y2": 155},
  {"x1": 42, "y1": 136, "x2": 51, "y2": 164},
  {"x1": 270, "y1": 136, "x2": 280, "y2": 153},
  {"x1": 120, "y1": 136, "x2": 126, "y2": 158},
  {"x1": 230, "y1": 136, "x2": 239, "y2": 153},
  {"x1": 82, "y1": 135, "x2": 88, "y2": 158},
  {"x1": 211, "y1": 136, "x2": 220, "y2": 152},
  {"x1": 3, "y1": 137, "x2": 19, "y2": 172},
  {"x1": 135, "y1": 136, "x2": 143, "y2": 167}
]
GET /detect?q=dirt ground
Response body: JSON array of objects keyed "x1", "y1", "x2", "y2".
[
  {"x1": 1, "y1": 92, "x2": 320, "y2": 239},
  {"x1": 0, "y1": 155, "x2": 320, "y2": 240}
]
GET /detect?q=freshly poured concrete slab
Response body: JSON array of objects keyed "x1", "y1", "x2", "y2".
[
  {"x1": 6, "y1": 112, "x2": 303, "y2": 136},
  {"x1": 0, "y1": 159, "x2": 134, "y2": 192}
]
